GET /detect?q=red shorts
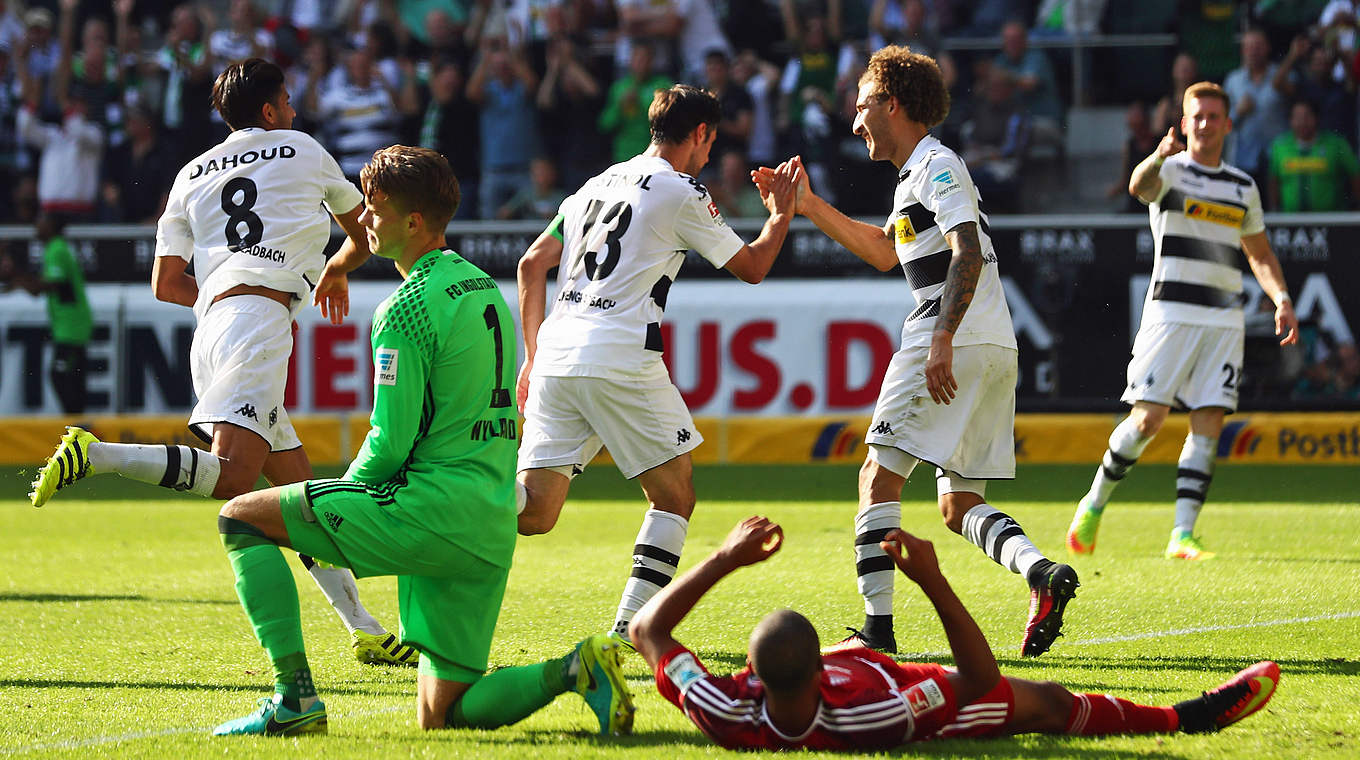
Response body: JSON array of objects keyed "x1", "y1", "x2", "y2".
[{"x1": 931, "y1": 676, "x2": 1016, "y2": 738}]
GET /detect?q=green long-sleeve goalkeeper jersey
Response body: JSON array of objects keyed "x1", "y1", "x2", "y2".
[{"x1": 344, "y1": 248, "x2": 518, "y2": 569}]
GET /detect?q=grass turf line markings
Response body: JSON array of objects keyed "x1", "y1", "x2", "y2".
[{"x1": 1066, "y1": 610, "x2": 1360, "y2": 646}]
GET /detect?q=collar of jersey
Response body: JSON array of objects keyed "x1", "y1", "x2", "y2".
[
  {"x1": 760, "y1": 700, "x2": 821, "y2": 743},
  {"x1": 226, "y1": 127, "x2": 268, "y2": 142},
  {"x1": 899, "y1": 134, "x2": 940, "y2": 181}
]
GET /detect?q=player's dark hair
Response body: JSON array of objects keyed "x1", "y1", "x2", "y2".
[
  {"x1": 1183, "y1": 81, "x2": 1230, "y2": 114},
  {"x1": 212, "y1": 58, "x2": 287, "y2": 130},
  {"x1": 360, "y1": 145, "x2": 460, "y2": 230},
  {"x1": 749, "y1": 609, "x2": 822, "y2": 694},
  {"x1": 859, "y1": 45, "x2": 950, "y2": 129},
  {"x1": 649, "y1": 85, "x2": 722, "y2": 145}
]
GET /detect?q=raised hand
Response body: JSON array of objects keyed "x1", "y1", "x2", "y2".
[
  {"x1": 717, "y1": 515, "x2": 784, "y2": 568},
  {"x1": 312, "y1": 261, "x2": 350, "y2": 325},
  {"x1": 1156, "y1": 126, "x2": 1185, "y2": 160},
  {"x1": 880, "y1": 528, "x2": 944, "y2": 587}
]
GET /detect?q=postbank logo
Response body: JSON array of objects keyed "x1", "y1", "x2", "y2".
[
  {"x1": 894, "y1": 216, "x2": 916, "y2": 244},
  {"x1": 1184, "y1": 198, "x2": 1245, "y2": 227},
  {"x1": 812, "y1": 421, "x2": 862, "y2": 460},
  {"x1": 1217, "y1": 419, "x2": 1262, "y2": 459}
]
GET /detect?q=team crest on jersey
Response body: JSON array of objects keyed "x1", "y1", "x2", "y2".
[
  {"x1": 931, "y1": 169, "x2": 961, "y2": 199},
  {"x1": 663, "y1": 652, "x2": 706, "y2": 695},
  {"x1": 375, "y1": 348, "x2": 399, "y2": 386},
  {"x1": 904, "y1": 678, "x2": 946, "y2": 717},
  {"x1": 894, "y1": 216, "x2": 916, "y2": 244},
  {"x1": 1183, "y1": 198, "x2": 1245, "y2": 227}
]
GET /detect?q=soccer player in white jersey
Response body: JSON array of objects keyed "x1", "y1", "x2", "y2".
[
  {"x1": 756, "y1": 46, "x2": 1075, "y2": 657},
  {"x1": 30, "y1": 59, "x2": 414, "y2": 667},
  {"x1": 1066, "y1": 82, "x2": 1298, "y2": 561},
  {"x1": 516, "y1": 84, "x2": 801, "y2": 641}
]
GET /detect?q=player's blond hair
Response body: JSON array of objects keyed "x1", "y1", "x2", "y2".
[
  {"x1": 1183, "y1": 81, "x2": 1231, "y2": 114},
  {"x1": 360, "y1": 146, "x2": 461, "y2": 230},
  {"x1": 859, "y1": 45, "x2": 950, "y2": 129}
]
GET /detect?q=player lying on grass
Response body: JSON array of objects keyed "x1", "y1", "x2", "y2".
[
  {"x1": 28, "y1": 58, "x2": 411, "y2": 667},
  {"x1": 629, "y1": 515, "x2": 1278, "y2": 751},
  {"x1": 212, "y1": 146, "x2": 633, "y2": 737}
]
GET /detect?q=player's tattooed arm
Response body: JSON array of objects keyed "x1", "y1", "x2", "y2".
[{"x1": 938, "y1": 221, "x2": 982, "y2": 336}]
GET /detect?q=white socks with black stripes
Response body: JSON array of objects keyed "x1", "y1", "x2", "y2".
[
  {"x1": 612, "y1": 508, "x2": 688, "y2": 637},
  {"x1": 960, "y1": 504, "x2": 1048, "y2": 580},
  {"x1": 87, "y1": 442, "x2": 221, "y2": 498},
  {"x1": 1174, "y1": 434, "x2": 1216, "y2": 535},
  {"x1": 1086, "y1": 416, "x2": 1153, "y2": 509}
]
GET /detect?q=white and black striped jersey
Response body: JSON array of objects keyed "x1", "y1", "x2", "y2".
[
  {"x1": 533, "y1": 154, "x2": 747, "y2": 381},
  {"x1": 318, "y1": 81, "x2": 399, "y2": 178},
  {"x1": 155, "y1": 128, "x2": 363, "y2": 322},
  {"x1": 887, "y1": 135, "x2": 1016, "y2": 350},
  {"x1": 1143, "y1": 154, "x2": 1265, "y2": 329}
]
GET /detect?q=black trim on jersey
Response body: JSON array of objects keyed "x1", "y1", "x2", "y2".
[
  {"x1": 1183, "y1": 162, "x2": 1253, "y2": 186},
  {"x1": 903, "y1": 249, "x2": 952, "y2": 291},
  {"x1": 1152, "y1": 281, "x2": 1244, "y2": 309},
  {"x1": 650, "y1": 276, "x2": 672, "y2": 310},
  {"x1": 907, "y1": 298, "x2": 941, "y2": 321},
  {"x1": 302, "y1": 273, "x2": 315, "y2": 290},
  {"x1": 1160, "y1": 234, "x2": 1242, "y2": 268},
  {"x1": 1161, "y1": 187, "x2": 1249, "y2": 214},
  {"x1": 897, "y1": 164, "x2": 912, "y2": 182},
  {"x1": 902, "y1": 202, "x2": 937, "y2": 236},
  {"x1": 645, "y1": 322, "x2": 664, "y2": 352},
  {"x1": 977, "y1": 212, "x2": 991, "y2": 239}
]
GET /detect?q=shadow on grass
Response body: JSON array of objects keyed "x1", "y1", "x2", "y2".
[
  {"x1": 0, "y1": 679, "x2": 409, "y2": 698},
  {"x1": 0, "y1": 592, "x2": 236, "y2": 605}
]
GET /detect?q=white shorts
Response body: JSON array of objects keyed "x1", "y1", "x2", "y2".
[
  {"x1": 1121, "y1": 322, "x2": 1243, "y2": 412},
  {"x1": 864, "y1": 343, "x2": 1017, "y2": 480},
  {"x1": 517, "y1": 374, "x2": 703, "y2": 480},
  {"x1": 189, "y1": 295, "x2": 301, "y2": 452}
]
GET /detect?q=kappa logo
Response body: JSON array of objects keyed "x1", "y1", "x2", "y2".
[
  {"x1": 676, "y1": 428, "x2": 692, "y2": 445},
  {"x1": 235, "y1": 403, "x2": 258, "y2": 420},
  {"x1": 1184, "y1": 197, "x2": 1245, "y2": 227},
  {"x1": 871, "y1": 420, "x2": 893, "y2": 435},
  {"x1": 323, "y1": 511, "x2": 344, "y2": 530}
]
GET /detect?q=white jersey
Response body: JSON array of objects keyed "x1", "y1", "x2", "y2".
[
  {"x1": 888, "y1": 135, "x2": 1016, "y2": 350},
  {"x1": 1143, "y1": 153, "x2": 1265, "y2": 330},
  {"x1": 155, "y1": 128, "x2": 364, "y2": 322},
  {"x1": 533, "y1": 154, "x2": 747, "y2": 380}
]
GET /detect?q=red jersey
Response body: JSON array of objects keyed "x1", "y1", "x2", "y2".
[{"x1": 654, "y1": 644, "x2": 961, "y2": 751}]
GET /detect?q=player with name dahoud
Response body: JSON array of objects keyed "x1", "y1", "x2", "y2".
[
  {"x1": 755, "y1": 46, "x2": 1076, "y2": 658},
  {"x1": 1066, "y1": 81, "x2": 1298, "y2": 562},
  {"x1": 28, "y1": 59, "x2": 413, "y2": 668},
  {"x1": 627, "y1": 515, "x2": 1279, "y2": 751},
  {"x1": 213, "y1": 146, "x2": 632, "y2": 737},
  {"x1": 515, "y1": 84, "x2": 801, "y2": 644}
]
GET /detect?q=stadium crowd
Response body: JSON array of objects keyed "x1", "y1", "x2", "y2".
[{"x1": 1, "y1": 0, "x2": 1360, "y2": 225}]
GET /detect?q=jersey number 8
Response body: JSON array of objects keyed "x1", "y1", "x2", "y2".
[{"x1": 222, "y1": 177, "x2": 265, "y2": 251}]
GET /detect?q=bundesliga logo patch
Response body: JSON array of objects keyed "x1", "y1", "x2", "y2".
[
  {"x1": 375, "y1": 348, "x2": 399, "y2": 386},
  {"x1": 904, "y1": 678, "x2": 946, "y2": 716},
  {"x1": 931, "y1": 169, "x2": 961, "y2": 199},
  {"x1": 664, "y1": 652, "x2": 706, "y2": 695},
  {"x1": 707, "y1": 200, "x2": 726, "y2": 226}
]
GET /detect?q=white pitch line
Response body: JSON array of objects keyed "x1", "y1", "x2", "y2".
[
  {"x1": 7, "y1": 611, "x2": 1359, "y2": 754},
  {"x1": 2, "y1": 705, "x2": 403, "y2": 755}
]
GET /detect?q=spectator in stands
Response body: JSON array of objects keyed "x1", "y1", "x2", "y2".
[
  {"x1": 1335, "y1": 342, "x2": 1360, "y2": 400},
  {"x1": 778, "y1": 10, "x2": 840, "y2": 199},
  {"x1": 0, "y1": 32, "x2": 26, "y2": 222},
  {"x1": 15, "y1": 63, "x2": 103, "y2": 220},
  {"x1": 315, "y1": 44, "x2": 405, "y2": 181},
  {"x1": 419, "y1": 60, "x2": 481, "y2": 220},
  {"x1": 1031, "y1": 0, "x2": 1106, "y2": 38},
  {"x1": 733, "y1": 48, "x2": 781, "y2": 169},
  {"x1": 1109, "y1": 101, "x2": 1159, "y2": 213},
  {"x1": 54, "y1": 1, "x2": 125, "y2": 148},
  {"x1": 993, "y1": 20, "x2": 1063, "y2": 140},
  {"x1": 704, "y1": 50, "x2": 754, "y2": 161},
  {"x1": 287, "y1": 35, "x2": 332, "y2": 133},
  {"x1": 100, "y1": 104, "x2": 175, "y2": 223},
  {"x1": 962, "y1": 64, "x2": 1029, "y2": 212},
  {"x1": 599, "y1": 42, "x2": 671, "y2": 164},
  {"x1": 16, "y1": 7, "x2": 59, "y2": 111},
  {"x1": 496, "y1": 155, "x2": 566, "y2": 219},
  {"x1": 1223, "y1": 28, "x2": 1290, "y2": 185},
  {"x1": 870, "y1": 0, "x2": 942, "y2": 56},
  {"x1": 1274, "y1": 33, "x2": 1355, "y2": 146},
  {"x1": 1178, "y1": 0, "x2": 1240, "y2": 81},
  {"x1": 0, "y1": 0, "x2": 22, "y2": 53},
  {"x1": 708, "y1": 149, "x2": 766, "y2": 218},
  {"x1": 1153, "y1": 51, "x2": 1200, "y2": 138},
  {"x1": 535, "y1": 35, "x2": 604, "y2": 191},
  {"x1": 957, "y1": 0, "x2": 1026, "y2": 36},
  {"x1": 1268, "y1": 98, "x2": 1360, "y2": 211},
  {"x1": 469, "y1": 34, "x2": 540, "y2": 219},
  {"x1": 155, "y1": 3, "x2": 215, "y2": 162},
  {"x1": 210, "y1": 0, "x2": 273, "y2": 72},
  {"x1": 614, "y1": 0, "x2": 682, "y2": 78}
]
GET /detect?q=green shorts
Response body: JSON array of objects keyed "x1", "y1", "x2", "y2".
[{"x1": 279, "y1": 480, "x2": 509, "y2": 683}]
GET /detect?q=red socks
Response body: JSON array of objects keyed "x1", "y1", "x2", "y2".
[{"x1": 1066, "y1": 693, "x2": 1178, "y2": 735}]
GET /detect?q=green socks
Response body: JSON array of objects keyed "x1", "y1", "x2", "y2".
[
  {"x1": 220, "y1": 516, "x2": 316, "y2": 711},
  {"x1": 446, "y1": 648, "x2": 578, "y2": 728}
]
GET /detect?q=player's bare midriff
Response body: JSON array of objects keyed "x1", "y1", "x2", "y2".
[{"x1": 212, "y1": 284, "x2": 293, "y2": 310}]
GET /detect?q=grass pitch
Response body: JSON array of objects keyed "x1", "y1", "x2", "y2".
[{"x1": 1, "y1": 463, "x2": 1357, "y2": 758}]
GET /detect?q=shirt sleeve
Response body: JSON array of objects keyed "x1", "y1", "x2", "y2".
[
  {"x1": 672, "y1": 179, "x2": 746, "y2": 268},
  {"x1": 316, "y1": 139, "x2": 364, "y2": 214},
  {"x1": 918, "y1": 153, "x2": 980, "y2": 234},
  {"x1": 154, "y1": 173, "x2": 194, "y2": 260},
  {"x1": 654, "y1": 645, "x2": 713, "y2": 709},
  {"x1": 41, "y1": 241, "x2": 69, "y2": 283},
  {"x1": 345, "y1": 322, "x2": 430, "y2": 484},
  {"x1": 1149, "y1": 157, "x2": 1178, "y2": 206},
  {"x1": 892, "y1": 665, "x2": 960, "y2": 739},
  {"x1": 1241, "y1": 179, "x2": 1266, "y2": 237}
]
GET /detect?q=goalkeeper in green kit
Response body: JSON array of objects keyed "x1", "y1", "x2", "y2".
[{"x1": 212, "y1": 146, "x2": 634, "y2": 737}]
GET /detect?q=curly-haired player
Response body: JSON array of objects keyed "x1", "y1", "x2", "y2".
[{"x1": 756, "y1": 45, "x2": 1076, "y2": 657}]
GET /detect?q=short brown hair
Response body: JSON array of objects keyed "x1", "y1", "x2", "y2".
[
  {"x1": 1183, "y1": 81, "x2": 1231, "y2": 113},
  {"x1": 649, "y1": 85, "x2": 722, "y2": 145},
  {"x1": 360, "y1": 146, "x2": 460, "y2": 230},
  {"x1": 859, "y1": 45, "x2": 950, "y2": 129},
  {"x1": 212, "y1": 58, "x2": 286, "y2": 130}
]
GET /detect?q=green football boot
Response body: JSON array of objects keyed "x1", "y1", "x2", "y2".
[
  {"x1": 213, "y1": 694, "x2": 328, "y2": 737},
  {"x1": 352, "y1": 630, "x2": 419, "y2": 667},
  {"x1": 30, "y1": 426, "x2": 99, "y2": 507},
  {"x1": 573, "y1": 633, "x2": 635, "y2": 735},
  {"x1": 1165, "y1": 530, "x2": 1216, "y2": 561},
  {"x1": 1065, "y1": 496, "x2": 1103, "y2": 555}
]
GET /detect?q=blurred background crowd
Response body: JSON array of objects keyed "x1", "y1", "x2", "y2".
[{"x1": 2, "y1": 0, "x2": 1360, "y2": 227}]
